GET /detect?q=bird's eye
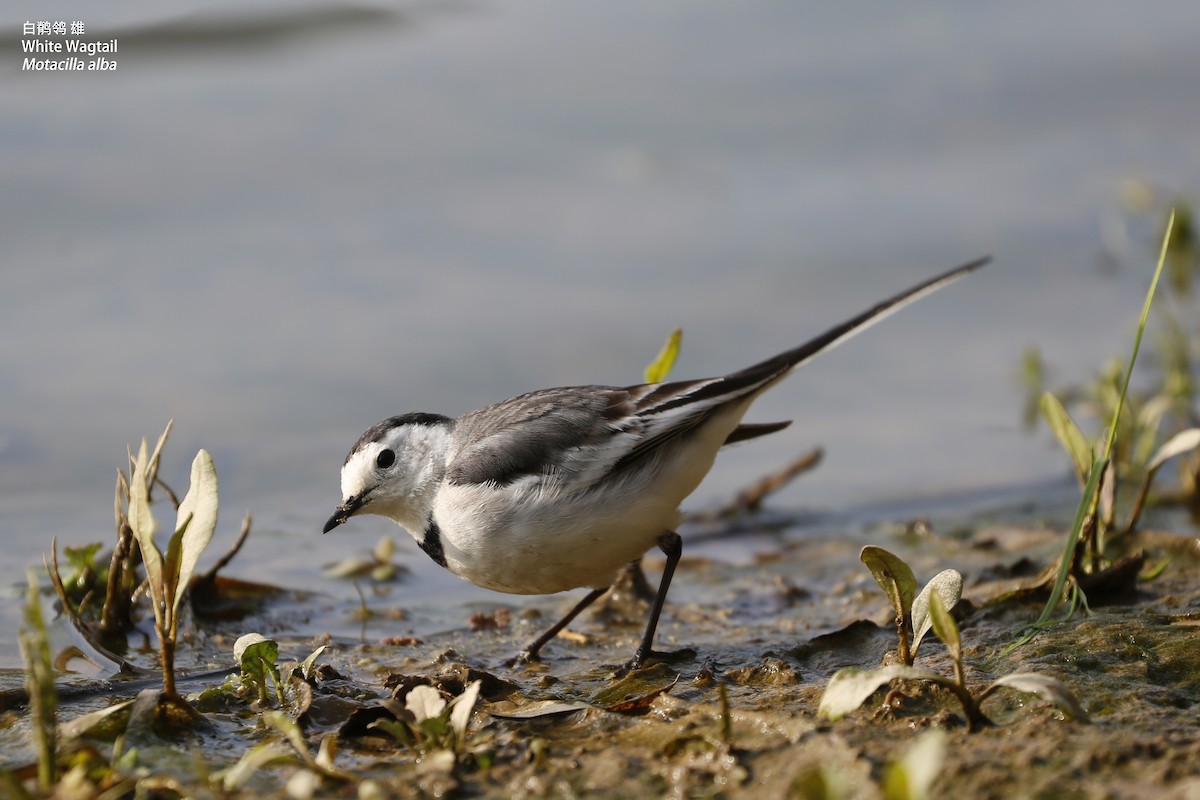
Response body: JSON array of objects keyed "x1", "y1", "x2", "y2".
[{"x1": 375, "y1": 449, "x2": 396, "y2": 469}]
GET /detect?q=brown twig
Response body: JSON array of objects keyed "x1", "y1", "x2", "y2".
[
  {"x1": 198, "y1": 512, "x2": 252, "y2": 584},
  {"x1": 686, "y1": 447, "x2": 823, "y2": 523}
]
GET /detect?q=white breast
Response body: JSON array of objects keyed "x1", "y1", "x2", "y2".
[{"x1": 429, "y1": 403, "x2": 745, "y2": 594}]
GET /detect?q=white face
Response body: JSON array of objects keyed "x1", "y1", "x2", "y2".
[
  {"x1": 325, "y1": 419, "x2": 452, "y2": 537},
  {"x1": 339, "y1": 440, "x2": 399, "y2": 510}
]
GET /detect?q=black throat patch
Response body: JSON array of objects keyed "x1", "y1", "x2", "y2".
[{"x1": 420, "y1": 517, "x2": 448, "y2": 569}]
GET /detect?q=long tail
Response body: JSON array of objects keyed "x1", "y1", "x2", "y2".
[
  {"x1": 730, "y1": 256, "x2": 991, "y2": 391},
  {"x1": 635, "y1": 257, "x2": 990, "y2": 418}
]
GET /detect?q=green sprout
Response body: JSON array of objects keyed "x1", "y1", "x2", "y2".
[
  {"x1": 324, "y1": 535, "x2": 404, "y2": 582},
  {"x1": 882, "y1": 728, "x2": 946, "y2": 800},
  {"x1": 822, "y1": 551, "x2": 1088, "y2": 731},
  {"x1": 18, "y1": 568, "x2": 57, "y2": 792},
  {"x1": 220, "y1": 633, "x2": 327, "y2": 713},
  {"x1": 121, "y1": 423, "x2": 220, "y2": 699},
  {"x1": 859, "y1": 546, "x2": 963, "y2": 666},
  {"x1": 214, "y1": 711, "x2": 352, "y2": 791},
  {"x1": 368, "y1": 680, "x2": 483, "y2": 761},
  {"x1": 1014, "y1": 211, "x2": 1182, "y2": 648}
]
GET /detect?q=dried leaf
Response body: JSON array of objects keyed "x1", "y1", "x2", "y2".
[
  {"x1": 605, "y1": 676, "x2": 678, "y2": 714},
  {"x1": 485, "y1": 701, "x2": 592, "y2": 720}
]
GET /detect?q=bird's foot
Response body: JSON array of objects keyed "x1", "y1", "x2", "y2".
[
  {"x1": 612, "y1": 647, "x2": 696, "y2": 678},
  {"x1": 501, "y1": 649, "x2": 542, "y2": 669}
]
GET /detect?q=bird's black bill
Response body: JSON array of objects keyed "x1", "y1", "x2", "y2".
[{"x1": 323, "y1": 493, "x2": 366, "y2": 533}]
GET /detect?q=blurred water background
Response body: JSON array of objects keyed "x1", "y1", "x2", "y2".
[{"x1": 4, "y1": 1, "x2": 1200, "y2": 668}]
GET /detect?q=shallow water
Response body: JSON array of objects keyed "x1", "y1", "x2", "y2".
[{"x1": 4, "y1": 1, "x2": 1200, "y2": 668}]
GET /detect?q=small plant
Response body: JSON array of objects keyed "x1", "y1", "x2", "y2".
[
  {"x1": 821, "y1": 549, "x2": 1088, "y2": 731},
  {"x1": 368, "y1": 680, "x2": 483, "y2": 761},
  {"x1": 17, "y1": 568, "x2": 57, "y2": 793},
  {"x1": 859, "y1": 545, "x2": 963, "y2": 666},
  {"x1": 221, "y1": 633, "x2": 327, "y2": 712},
  {"x1": 822, "y1": 596, "x2": 1088, "y2": 731},
  {"x1": 214, "y1": 711, "x2": 352, "y2": 792},
  {"x1": 324, "y1": 535, "x2": 404, "y2": 582},
  {"x1": 882, "y1": 728, "x2": 946, "y2": 800},
  {"x1": 1013, "y1": 211, "x2": 1181, "y2": 647},
  {"x1": 121, "y1": 425, "x2": 220, "y2": 698}
]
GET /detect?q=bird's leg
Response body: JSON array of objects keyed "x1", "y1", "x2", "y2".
[
  {"x1": 508, "y1": 587, "x2": 607, "y2": 665},
  {"x1": 617, "y1": 530, "x2": 683, "y2": 676}
]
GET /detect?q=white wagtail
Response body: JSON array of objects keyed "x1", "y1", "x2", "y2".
[{"x1": 324, "y1": 257, "x2": 988, "y2": 672}]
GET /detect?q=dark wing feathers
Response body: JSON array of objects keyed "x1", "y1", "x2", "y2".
[
  {"x1": 724, "y1": 420, "x2": 792, "y2": 445},
  {"x1": 446, "y1": 387, "x2": 628, "y2": 486}
]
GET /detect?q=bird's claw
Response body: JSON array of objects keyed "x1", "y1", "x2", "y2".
[
  {"x1": 502, "y1": 650, "x2": 541, "y2": 669},
  {"x1": 612, "y1": 647, "x2": 696, "y2": 678}
]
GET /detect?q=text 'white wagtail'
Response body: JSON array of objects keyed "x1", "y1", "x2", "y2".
[{"x1": 324, "y1": 257, "x2": 988, "y2": 673}]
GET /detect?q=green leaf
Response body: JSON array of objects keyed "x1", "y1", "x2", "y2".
[
  {"x1": 859, "y1": 546, "x2": 917, "y2": 619},
  {"x1": 928, "y1": 591, "x2": 961, "y2": 661},
  {"x1": 214, "y1": 743, "x2": 295, "y2": 791},
  {"x1": 979, "y1": 673, "x2": 1090, "y2": 722},
  {"x1": 818, "y1": 665, "x2": 944, "y2": 721},
  {"x1": 18, "y1": 568, "x2": 56, "y2": 789},
  {"x1": 298, "y1": 645, "x2": 327, "y2": 681},
  {"x1": 644, "y1": 327, "x2": 683, "y2": 383},
  {"x1": 910, "y1": 569, "x2": 963, "y2": 658},
  {"x1": 367, "y1": 718, "x2": 414, "y2": 745},
  {"x1": 168, "y1": 449, "x2": 219, "y2": 619},
  {"x1": 1017, "y1": 210, "x2": 1175, "y2": 650},
  {"x1": 882, "y1": 728, "x2": 947, "y2": 800},
  {"x1": 63, "y1": 543, "x2": 103, "y2": 574},
  {"x1": 263, "y1": 710, "x2": 318, "y2": 767},
  {"x1": 234, "y1": 633, "x2": 279, "y2": 686},
  {"x1": 420, "y1": 716, "x2": 449, "y2": 741},
  {"x1": 1012, "y1": 458, "x2": 1107, "y2": 650},
  {"x1": 1038, "y1": 392, "x2": 1093, "y2": 486}
]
